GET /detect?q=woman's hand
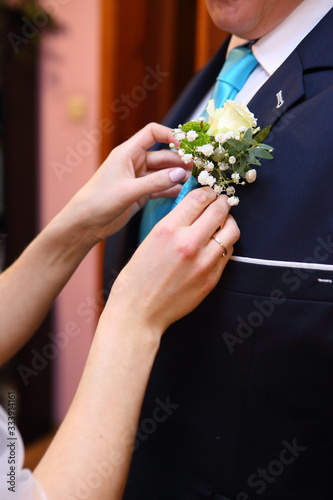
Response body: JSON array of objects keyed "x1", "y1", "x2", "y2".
[
  {"x1": 62, "y1": 122, "x2": 189, "y2": 245},
  {"x1": 33, "y1": 183, "x2": 240, "y2": 500},
  {"x1": 105, "y1": 187, "x2": 240, "y2": 339}
]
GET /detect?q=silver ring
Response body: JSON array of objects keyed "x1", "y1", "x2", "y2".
[{"x1": 212, "y1": 236, "x2": 228, "y2": 257}]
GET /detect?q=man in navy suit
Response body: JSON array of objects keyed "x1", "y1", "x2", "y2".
[{"x1": 104, "y1": 0, "x2": 333, "y2": 498}]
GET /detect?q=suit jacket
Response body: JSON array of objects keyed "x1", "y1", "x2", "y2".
[{"x1": 106, "y1": 9, "x2": 333, "y2": 499}]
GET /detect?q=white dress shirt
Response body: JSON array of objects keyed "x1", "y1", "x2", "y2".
[
  {"x1": 236, "y1": 0, "x2": 333, "y2": 104},
  {"x1": 192, "y1": 0, "x2": 333, "y2": 117}
]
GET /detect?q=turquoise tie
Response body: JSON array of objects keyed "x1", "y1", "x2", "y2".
[
  {"x1": 139, "y1": 45, "x2": 258, "y2": 243},
  {"x1": 210, "y1": 45, "x2": 258, "y2": 109}
]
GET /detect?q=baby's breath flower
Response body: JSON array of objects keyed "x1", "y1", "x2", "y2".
[
  {"x1": 198, "y1": 171, "x2": 215, "y2": 187},
  {"x1": 181, "y1": 154, "x2": 193, "y2": 164},
  {"x1": 245, "y1": 169, "x2": 257, "y2": 183},
  {"x1": 225, "y1": 131, "x2": 237, "y2": 140},
  {"x1": 194, "y1": 158, "x2": 205, "y2": 168},
  {"x1": 205, "y1": 162, "x2": 214, "y2": 172},
  {"x1": 214, "y1": 145, "x2": 225, "y2": 155},
  {"x1": 238, "y1": 125, "x2": 248, "y2": 133},
  {"x1": 226, "y1": 186, "x2": 235, "y2": 196},
  {"x1": 173, "y1": 129, "x2": 186, "y2": 140},
  {"x1": 206, "y1": 175, "x2": 216, "y2": 187},
  {"x1": 229, "y1": 156, "x2": 237, "y2": 165},
  {"x1": 178, "y1": 149, "x2": 185, "y2": 157},
  {"x1": 186, "y1": 130, "x2": 198, "y2": 142},
  {"x1": 219, "y1": 162, "x2": 229, "y2": 171},
  {"x1": 169, "y1": 142, "x2": 176, "y2": 149},
  {"x1": 231, "y1": 172, "x2": 240, "y2": 183},
  {"x1": 215, "y1": 133, "x2": 227, "y2": 144},
  {"x1": 197, "y1": 144, "x2": 215, "y2": 157},
  {"x1": 197, "y1": 170, "x2": 209, "y2": 185},
  {"x1": 227, "y1": 196, "x2": 240, "y2": 206},
  {"x1": 214, "y1": 185, "x2": 223, "y2": 195}
]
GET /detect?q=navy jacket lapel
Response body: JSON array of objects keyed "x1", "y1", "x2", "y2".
[
  {"x1": 249, "y1": 6, "x2": 333, "y2": 129},
  {"x1": 248, "y1": 50, "x2": 305, "y2": 130}
]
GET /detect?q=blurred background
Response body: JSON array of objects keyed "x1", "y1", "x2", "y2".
[{"x1": 0, "y1": 0, "x2": 226, "y2": 464}]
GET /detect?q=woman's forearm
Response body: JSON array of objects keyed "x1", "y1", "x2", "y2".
[
  {"x1": 0, "y1": 210, "x2": 93, "y2": 365},
  {"x1": 34, "y1": 312, "x2": 161, "y2": 500}
]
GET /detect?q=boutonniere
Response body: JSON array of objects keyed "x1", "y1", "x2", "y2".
[{"x1": 170, "y1": 99, "x2": 274, "y2": 205}]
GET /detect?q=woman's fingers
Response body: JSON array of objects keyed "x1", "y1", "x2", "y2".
[
  {"x1": 130, "y1": 167, "x2": 187, "y2": 201},
  {"x1": 127, "y1": 122, "x2": 178, "y2": 153},
  {"x1": 209, "y1": 214, "x2": 240, "y2": 258},
  {"x1": 145, "y1": 149, "x2": 185, "y2": 172},
  {"x1": 164, "y1": 189, "x2": 239, "y2": 250},
  {"x1": 190, "y1": 194, "x2": 232, "y2": 245},
  {"x1": 164, "y1": 187, "x2": 218, "y2": 229},
  {"x1": 149, "y1": 175, "x2": 193, "y2": 199},
  {"x1": 162, "y1": 188, "x2": 232, "y2": 241}
]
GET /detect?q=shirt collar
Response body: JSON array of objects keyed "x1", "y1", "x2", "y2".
[{"x1": 228, "y1": 0, "x2": 333, "y2": 77}]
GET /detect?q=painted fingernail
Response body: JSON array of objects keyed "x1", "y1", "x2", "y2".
[{"x1": 169, "y1": 168, "x2": 186, "y2": 183}]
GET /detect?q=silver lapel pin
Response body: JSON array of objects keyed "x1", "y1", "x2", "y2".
[{"x1": 276, "y1": 90, "x2": 284, "y2": 109}]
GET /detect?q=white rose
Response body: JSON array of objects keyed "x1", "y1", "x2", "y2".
[{"x1": 205, "y1": 99, "x2": 256, "y2": 136}]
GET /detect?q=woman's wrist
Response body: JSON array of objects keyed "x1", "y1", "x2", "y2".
[
  {"x1": 43, "y1": 204, "x2": 97, "y2": 265},
  {"x1": 99, "y1": 301, "x2": 164, "y2": 351}
]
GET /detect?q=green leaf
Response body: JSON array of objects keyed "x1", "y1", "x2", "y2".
[
  {"x1": 243, "y1": 128, "x2": 253, "y2": 141},
  {"x1": 253, "y1": 125, "x2": 272, "y2": 144},
  {"x1": 226, "y1": 139, "x2": 248, "y2": 151},
  {"x1": 254, "y1": 147, "x2": 274, "y2": 160},
  {"x1": 247, "y1": 149, "x2": 262, "y2": 166},
  {"x1": 242, "y1": 137, "x2": 258, "y2": 147},
  {"x1": 258, "y1": 143, "x2": 274, "y2": 151},
  {"x1": 238, "y1": 154, "x2": 248, "y2": 176}
]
